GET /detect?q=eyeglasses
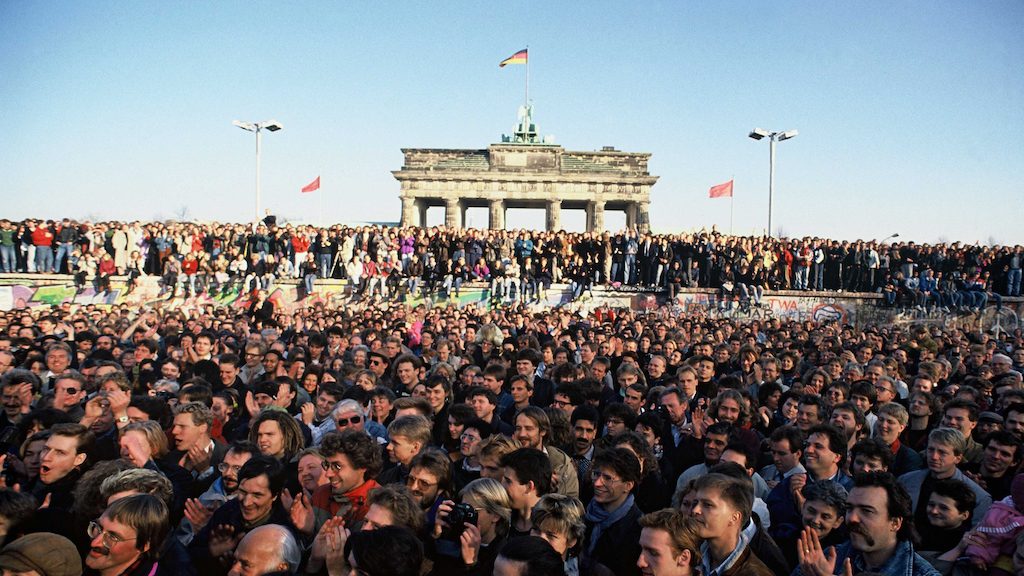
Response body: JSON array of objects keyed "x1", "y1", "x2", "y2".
[
  {"x1": 407, "y1": 475, "x2": 438, "y2": 489},
  {"x1": 88, "y1": 521, "x2": 137, "y2": 547},
  {"x1": 217, "y1": 463, "x2": 242, "y2": 474},
  {"x1": 590, "y1": 471, "x2": 624, "y2": 485},
  {"x1": 335, "y1": 415, "x2": 362, "y2": 427},
  {"x1": 321, "y1": 460, "x2": 346, "y2": 472},
  {"x1": 58, "y1": 387, "x2": 80, "y2": 395},
  {"x1": 369, "y1": 359, "x2": 384, "y2": 366}
]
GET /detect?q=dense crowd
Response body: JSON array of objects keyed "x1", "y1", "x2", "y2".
[
  {"x1": 1, "y1": 218, "x2": 1021, "y2": 306},
  {"x1": 0, "y1": 290, "x2": 1022, "y2": 576}
]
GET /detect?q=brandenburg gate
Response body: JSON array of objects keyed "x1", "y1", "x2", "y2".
[{"x1": 393, "y1": 107, "x2": 658, "y2": 233}]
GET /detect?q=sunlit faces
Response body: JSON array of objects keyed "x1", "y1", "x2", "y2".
[
  {"x1": 460, "y1": 427, "x2": 483, "y2": 458},
  {"x1": 171, "y1": 413, "x2": 208, "y2": 452},
  {"x1": 801, "y1": 498, "x2": 844, "y2": 540},
  {"x1": 85, "y1": 514, "x2": 147, "y2": 574},
  {"x1": 981, "y1": 440, "x2": 1020, "y2": 476},
  {"x1": 297, "y1": 453, "x2": 326, "y2": 494},
  {"x1": 514, "y1": 414, "x2": 544, "y2": 449},
  {"x1": 845, "y1": 486, "x2": 900, "y2": 555},
  {"x1": 573, "y1": 419, "x2": 598, "y2": 457},
  {"x1": 851, "y1": 453, "x2": 887, "y2": 476},
  {"x1": 803, "y1": 432, "x2": 841, "y2": 477},
  {"x1": 940, "y1": 407, "x2": 976, "y2": 437},
  {"x1": 405, "y1": 467, "x2": 440, "y2": 509},
  {"x1": 926, "y1": 492, "x2": 969, "y2": 529},
  {"x1": 509, "y1": 379, "x2": 532, "y2": 406},
  {"x1": 468, "y1": 394, "x2": 496, "y2": 420},
  {"x1": 690, "y1": 486, "x2": 742, "y2": 541},
  {"x1": 39, "y1": 433, "x2": 87, "y2": 484},
  {"x1": 256, "y1": 420, "x2": 286, "y2": 458},
  {"x1": 716, "y1": 398, "x2": 742, "y2": 424},
  {"x1": 237, "y1": 474, "x2": 277, "y2": 523},
  {"x1": 659, "y1": 393, "x2": 687, "y2": 426},
  {"x1": 829, "y1": 409, "x2": 860, "y2": 441},
  {"x1": 925, "y1": 441, "x2": 962, "y2": 478},
  {"x1": 321, "y1": 452, "x2": 366, "y2": 494},
  {"x1": 770, "y1": 440, "x2": 801, "y2": 473},
  {"x1": 702, "y1": 433, "x2": 728, "y2": 465},
  {"x1": 386, "y1": 435, "x2": 422, "y2": 467}
]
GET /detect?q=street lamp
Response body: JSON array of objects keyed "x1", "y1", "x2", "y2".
[
  {"x1": 748, "y1": 127, "x2": 798, "y2": 236},
  {"x1": 233, "y1": 120, "x2": 283, "y2": 222}
]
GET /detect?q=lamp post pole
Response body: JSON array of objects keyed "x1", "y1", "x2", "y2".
[
  {"x1": 749, "y1": 128, "x2": 797, "y2": 237},
  {"x1": 234, "y1": 120, "x2": 283, "y2": 223}
]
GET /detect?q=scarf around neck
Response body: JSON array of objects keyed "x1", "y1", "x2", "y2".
[{"x1": 584, "y1": 494, "x2": 634, "y2": 555}]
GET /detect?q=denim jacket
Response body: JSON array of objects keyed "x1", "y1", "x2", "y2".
[{"x1": 792, "y1": 541, "x2": 940, "y2": 576}]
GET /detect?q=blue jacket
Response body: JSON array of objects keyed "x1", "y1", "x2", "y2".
[{"x1": 792, "y1": 541, "x2": 940, "y2": 576}]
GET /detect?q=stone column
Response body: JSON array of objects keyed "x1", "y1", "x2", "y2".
[
  {"x1": 489, "y1": 199, "x2": 505, "y2": 230},
  {"x1": 417, "y1": 200, "x2": 428, "y2": 228},
  {"x1": 400, "y1": 196, "x2": 416, "y2": 227},
  {"x1": 445, "y1": 197, "x2": 461, "y2": 229},
  {"x1": 589, "y1": 200, "x2": 606, "y2": 232},
  {"x1": 546, "y1": 199, "x2": 562, "y2": 231},
  {"x1": 636, "y1": 200, "x2": 651, "y2": 234},
  {"x1": 625, "y1": 202, "x2": 637, "y2": 230}
]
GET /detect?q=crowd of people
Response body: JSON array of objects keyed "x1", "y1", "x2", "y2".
[
  {"x1": 0, "y1": 283, "x2": 1022, "y2": 576},
  {"x1": 1, "y1": 218, "x2": 1021, "y2": 306}
]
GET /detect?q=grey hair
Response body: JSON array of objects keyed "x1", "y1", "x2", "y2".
[
  {"x1": 928, "y1": 427, "x2": 966, "y2": 456},
  {"x1": 333, "y1": 398, "x2": 365, "y2": 418}
]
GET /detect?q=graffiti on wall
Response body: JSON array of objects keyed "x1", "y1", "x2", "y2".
[{"x1": 0, "y1": 276, "x2": 1019, "y2": 333}]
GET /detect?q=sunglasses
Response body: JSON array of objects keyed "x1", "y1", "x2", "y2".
[{"x1": 335, "y1": 415, "x2": 362, "y2": 426}]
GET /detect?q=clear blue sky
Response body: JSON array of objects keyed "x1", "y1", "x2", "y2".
[{"x1": 3, "y1": 1, "x2": 1022, "y2": 244}]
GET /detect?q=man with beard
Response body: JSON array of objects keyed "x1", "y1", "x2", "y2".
[
  {"x1": 514, "y1": 406, "x2": 579, "y2": 498},
  {"x1": 85, "y1": 494, "x2": 169, "y2": 576},
  {"x1": 180, "y1": 441, "x2": 256, "y2": 545},
  {"x1": 404, "y1": 448, "x2": 451, "y2": 528},
  {"x1": 673, "y1": 422, "x2": 732, "y2": 503},
  {"x1": 300, "y1": 430, "x2": 383, "y2": 540},
  {"x1": 570, "y1": 405, "x2": 600, "y2": 504},
  {"x1": 796, "y1": 471, "x2": 940, "y2": 576},
  {"x1": 189, "y1": 456, "x2": 298, "y2": 574}
]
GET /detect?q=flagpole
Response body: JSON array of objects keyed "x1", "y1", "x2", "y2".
[
  {"x1": 318, "y1": 175, "x2": 323, "y2": 226},
  {"x1": 730, "y1": 175, "x2": 734, "y2": 235},
  {"x1": 525, "y1": 45, "x2": 530, "y2": 109}
]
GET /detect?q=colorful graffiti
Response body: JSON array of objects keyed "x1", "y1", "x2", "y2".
[{"x1": 0, "y1": 275, "x2": 1019, "y2": 333}]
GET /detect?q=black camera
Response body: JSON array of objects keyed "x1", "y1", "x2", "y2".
[{"x1": 443, "y1": 502, "x2": 478, "y2": 538}]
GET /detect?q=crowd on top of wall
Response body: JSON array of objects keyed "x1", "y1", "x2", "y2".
[{"x1": 1, "y1": 217, "x2": 1021, "y2": 306}]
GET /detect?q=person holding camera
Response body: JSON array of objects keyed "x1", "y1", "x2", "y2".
[{"x1": 430, "y1": 477, "x2": 511, "y2": 575}]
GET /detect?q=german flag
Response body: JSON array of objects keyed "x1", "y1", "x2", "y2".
[{"x1": 499, "y1": 49, "x2": 528, "y2": 67}]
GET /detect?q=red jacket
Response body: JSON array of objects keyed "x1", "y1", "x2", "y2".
[
  {"x1": 31, "y1": 226, "x2": 53, "y2": 247},
  {"x1": 292, "y1": 236, "x2": 311, "y2": 253}
]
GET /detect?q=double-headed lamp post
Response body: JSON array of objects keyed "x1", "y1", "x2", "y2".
[
  {"x1": 748, "y1": 128, "x2": 798, "y2": 237},
  {"x1": 233, "y1": 120, "x2": 283, "y2": 223}
]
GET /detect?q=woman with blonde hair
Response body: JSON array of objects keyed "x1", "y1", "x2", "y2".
[
  {"x1": 431, "y1": 477, "x2": 511, "y2": 575},
  {"x1": 531, "y1": 493, "x2": 613, "y2": 576}
]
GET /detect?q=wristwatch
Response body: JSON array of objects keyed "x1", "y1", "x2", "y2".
[{"x1": 117, "y1": 415, "x2": 130, "y2": 424}]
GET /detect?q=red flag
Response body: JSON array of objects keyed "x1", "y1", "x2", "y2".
[
  {"x1": 301, "y1": 176, "x2": 320, "y2": 194},
  {"x1": 709, "y1": 180, "x2": 733, "y2": 198}
]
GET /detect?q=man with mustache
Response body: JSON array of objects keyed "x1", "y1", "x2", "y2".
[
  {"x1": 180, "y1": 441, "x2": 256, "y2": 545},
  {"x1": 796, "y1": 471, "x2": 940, "y2": 576},
  {"x1": 85, "y1": 494, "x2": 170, "y2": 576}
]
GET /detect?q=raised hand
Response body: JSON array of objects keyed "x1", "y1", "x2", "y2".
[
  {"x1": 797, "y1": 526, "x2": 837, "y2": 576},
  {"x1": 300, "y1": 402, "x2": 315, "y2": 425},
  {"x1": 183, "y1": 498, "x2": 214, "y2": 532},
  {"x1": 460, "y1": 522, "x2": 482, "y2": 566},
  {"x1": 208, "y1": 524, "x2": 243, "y2": 558},
  {"x1": 289, "y1": 490, "x2": 315, "y2": 535}
]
